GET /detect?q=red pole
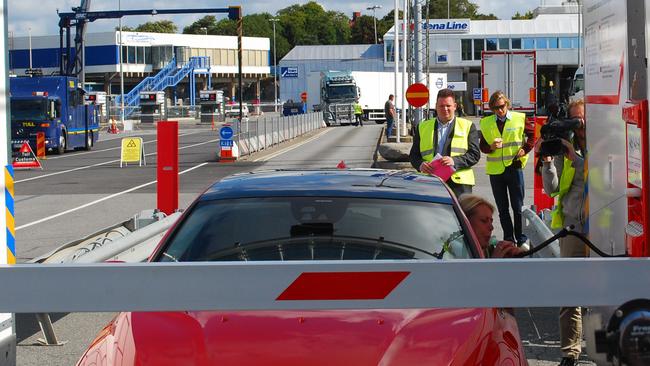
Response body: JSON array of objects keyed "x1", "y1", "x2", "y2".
[{"x1": 157, "y1": 121, "x2": 178, "y2": 215}]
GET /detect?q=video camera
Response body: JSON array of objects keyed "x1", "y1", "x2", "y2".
[
  {"x1": 538, "y1": 96, "x2": 581, "y2": 156},
  {"x1": 538, "y1": 117, "x2": 582, "y2": 156}
]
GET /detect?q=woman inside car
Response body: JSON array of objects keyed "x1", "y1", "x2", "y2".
[{"x1": 459, "y1": 194, "x2": 523, "y2": 258}]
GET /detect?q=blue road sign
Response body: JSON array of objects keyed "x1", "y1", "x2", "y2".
[
  {"x1": 280, "y1": 67, "x2": 299, "y2": 78},
  {"x1": 473, "y1": 88, "x2": 482, "y2": 100},
  {"x1": 220, "y1": 126, "x2": 234, "y2": 140},
  {"x1": 220, "y1": 139, "x2": 234, "y2": 147}
]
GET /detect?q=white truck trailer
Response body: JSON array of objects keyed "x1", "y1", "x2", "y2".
[
  {"x1": 306, "y1": 71, "x2": 447, "y2": 123},
  {"x1": 481, "y1": 51, "x2": 536, "y2": 115}
]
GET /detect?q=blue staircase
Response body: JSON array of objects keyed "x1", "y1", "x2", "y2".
[{"x1": 116, "y1": 56, "x2": 211, "y2": 117}]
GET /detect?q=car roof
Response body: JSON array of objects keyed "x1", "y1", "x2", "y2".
[{"x1": 200, "y1": 169, "x2": 454, "y2": 204}]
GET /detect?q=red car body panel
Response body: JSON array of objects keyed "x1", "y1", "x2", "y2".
[{"x1": 78, "y1": 308, "x2": 526, "y2": 366}]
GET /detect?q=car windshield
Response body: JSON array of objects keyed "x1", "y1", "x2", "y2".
[
  {"x1": 11, "y1": 99, "x2": 48, "y2": 121},
  {"x1": 158, "y1": 197, "x2": 473, "y2": 262}
]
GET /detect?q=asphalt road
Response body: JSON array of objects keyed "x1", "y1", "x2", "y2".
[{"x1": 14, "y1": 118, "x2": 594, "y2": 365}]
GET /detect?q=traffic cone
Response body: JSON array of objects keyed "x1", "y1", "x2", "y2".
[{"x1": 336, "y1": 160, "x2": 347, "y2": 169}]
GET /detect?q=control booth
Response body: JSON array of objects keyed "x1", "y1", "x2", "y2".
[
  {"x1": 198, "y1": 90, "x2": 224, "y2": 124},
  {"x1": 139, "y1": 91, "x2": 165, "y2": 123}
]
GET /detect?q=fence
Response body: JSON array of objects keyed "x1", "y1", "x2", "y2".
[{"x1": 233, "y1": 112, "x2": 324, "y2": 157}]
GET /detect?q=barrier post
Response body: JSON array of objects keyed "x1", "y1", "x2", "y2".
[
  {"x1": 533, "y1": 116, "x2": 554, "y2": 213},
  {"x1": 36, "y1": 132, "x2": 45, "y2": 159},
  {"x1": 157, "y1": 121, "x2": 179, "y2": 215}
]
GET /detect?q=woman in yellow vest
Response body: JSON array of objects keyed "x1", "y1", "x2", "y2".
[
  {"x1": 409, "y1": 88, "x2": 481, "y2": 197},
  {"x1": 479, "y1": 91, "x2": 535, "y2": 246}
]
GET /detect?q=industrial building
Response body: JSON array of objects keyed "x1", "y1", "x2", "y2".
[
  {"x1": 280, "y1": 2, "x2": 581, "y2": 115},
  {"x1": 9, "y1": 31, "x2": 271, "y2": 113}
]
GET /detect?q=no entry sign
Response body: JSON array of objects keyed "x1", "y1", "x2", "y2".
[{"x1": 406, "y1": 83, "x2": 429, "y2": 108}]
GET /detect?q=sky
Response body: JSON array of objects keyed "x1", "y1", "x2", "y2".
[{"x1": 7, "y1": 0, "x2": 567, "y2": 37}]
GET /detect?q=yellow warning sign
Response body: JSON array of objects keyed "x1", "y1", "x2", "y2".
[{"x1": 120, "y1": 137, "x2": 146, "y2": 167}]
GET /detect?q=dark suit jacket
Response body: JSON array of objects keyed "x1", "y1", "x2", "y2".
[{"x1": 409, "y1": 118, "x2": 481, "y2": 175}]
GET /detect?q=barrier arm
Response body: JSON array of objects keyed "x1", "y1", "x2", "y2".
[{"x1": 0, "y1": 259, "x2": 648, "y2": 313}]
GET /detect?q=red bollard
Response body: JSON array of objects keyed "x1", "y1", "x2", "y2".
[{"x1": 157, "y1": 121, "x2": 179, "y2": 215}]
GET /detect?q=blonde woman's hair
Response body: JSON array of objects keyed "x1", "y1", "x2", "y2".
[
  {"x1": 459, "y1": 194, "x2": 495, "y2": 219},
  {"x1": 488, "y1": 90, "x2": 511, "y2": 111}
]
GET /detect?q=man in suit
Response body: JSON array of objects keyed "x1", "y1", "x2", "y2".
[{"x1": 409, "y1": 88, "x2": 481, "y2": 197}]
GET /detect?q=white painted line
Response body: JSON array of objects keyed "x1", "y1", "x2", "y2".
[
  {"x1": 16, "y1": 162, "x2": 209, "y2": 231},
  {"x1": 16, "y1": 138, "x2": 220, "y2": 184},
  {"x1": 253, "y1": 128, "x2": 332, "y2": 162},
  {"x1": 43, "y1": 130, "x2": 211, "y2": 160}
]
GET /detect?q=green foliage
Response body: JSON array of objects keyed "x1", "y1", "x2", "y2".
[
  {"x1": 277, "y1": 1, "x2": 350, "y2": 46},
  {"x1": 134, "y1": 20, "x2": 177, "y2": 33},
  {"x1": 424, "y1": 0, "x2": 497, "y2": 20},
  {"x1": 351, "y1": 15, "x2": 379, "y2": 44},
  {"x1": 512, "y1": 11, "x2": 534, "y2": 20}
]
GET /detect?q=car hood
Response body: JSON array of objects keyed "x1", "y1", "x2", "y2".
[{"x1": 77, "y1": 308, "x2": 525, "y2": 366}]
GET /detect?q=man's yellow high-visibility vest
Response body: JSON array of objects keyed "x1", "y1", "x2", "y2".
[{"x1": 419, "y1": 117, "x2": 475, "y2": 185}]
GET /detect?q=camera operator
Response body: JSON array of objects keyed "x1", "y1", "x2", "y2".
[{"x1": 537, "y1": 98, "x2": 587, "y2": 366}]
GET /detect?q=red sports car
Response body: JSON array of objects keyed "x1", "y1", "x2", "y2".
[{"x1": 78, "y1": 170, "x2": 527, "y2": 366}]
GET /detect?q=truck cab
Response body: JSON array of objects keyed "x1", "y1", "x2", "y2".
[
  {"x1": 318, "y1": 71, "x2": 359, "y2": 126},
  {"x1": 9, "y1": 76, "x2": 99, "y2": 154}
]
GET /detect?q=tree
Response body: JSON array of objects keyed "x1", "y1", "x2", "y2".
[
  {"x1": 424, "y1": 0, "x2": 497, "y2": 20},
  {"x1": 277, "y1": 2, "x2": 350, "y2": 46},
  {"x1": 350, "y1": 15, "x2": 377, "y2": 44},
  {"x1": 182, "y1": 15, "x2": 218, "y2": 34},
  {"x1": 512, "y1": 11, "x2": 534, "y2": 20},
  {"x1": 134, "y1": 20, "x2": 177, "y2": 33}
]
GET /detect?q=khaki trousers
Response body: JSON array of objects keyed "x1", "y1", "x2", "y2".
[{"x1": 559, "y1": 234, "x2": 587, "y2": 359}]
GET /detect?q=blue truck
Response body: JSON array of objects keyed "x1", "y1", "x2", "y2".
[{"x1": 10, "y1": 76, "x2": 99, "y2": 154}]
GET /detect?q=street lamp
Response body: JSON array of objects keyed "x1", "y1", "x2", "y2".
[
  {"x1": 366, "y1": 5, "x2": 382, "y2": 44},
  {"x1": 269, "y1": 18, "x2": 279, "y2": 113},
  {"x1": 200, "y1": 27, "x2": 207, "y2": 35},
  {"x1": 28, "y1": 27, "x2": 32, "y2": 71}
]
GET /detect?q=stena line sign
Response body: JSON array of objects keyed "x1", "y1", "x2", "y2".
[{"x1": 421, "y1": 19, "x2": 470, "y2": 33}]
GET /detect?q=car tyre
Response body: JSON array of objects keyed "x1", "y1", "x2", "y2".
[{"x1": 56, "y1": 131, "x2": 67, "y2": 155}]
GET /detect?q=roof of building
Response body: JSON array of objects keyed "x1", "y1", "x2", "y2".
[{"x1": 282, "y1": 44, "x2": 383, "y2": 61}]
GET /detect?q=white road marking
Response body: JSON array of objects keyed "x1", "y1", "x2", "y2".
[
  {"x1": 15, "y1": 162, "x2": 209, "y2": 231},
  {"x1": 253, "y1": 128, "x2": 332, "y2": 162},
  {"x1": 43, "y1": 130, "x2": 211, "y2": 160},
  {"x1": 16, "y1": 138, "x2": 220, "y2": 183}
]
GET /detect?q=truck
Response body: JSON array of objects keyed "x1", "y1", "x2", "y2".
[
  {"x1": 481, "y1": 51, "x2": 536, "y2": 115},
  {"x1": 9, "y1": 76, "x2": 99, "y2": 154},
  {"x1": 315, "y1": 71, "x2": 358, "y2": 126},
  {"x1": 307, "y1": 71, "x2": 448, "y2": 124}
]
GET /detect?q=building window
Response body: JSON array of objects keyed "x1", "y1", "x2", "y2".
[
  {"x1": 511, "y1": 38, "x2": 522, "y2": 49},
  {"x1": 121, "y1": 46, "x2": 128, "y2": 63},
  {"x1": 523, "y1": 38, "x2": 535, "y2": 49},
  {"x1": 559, "y1": 37, "x2": 572, "y2": 48},
  {"x1": 486, "y1": 38, "x2": 497, "y2": 51},
  {"x1": 473, "y1": 39, "x2": 484, "y2": 60},
  {"x1": 144, "y1": 47, "x2": 151, "y2": 64},
  {"x1": 136, "y1": 47, "x2": 145, "y2": 64},
  {"x1": 461, "y1": 39, "x2": 472, "y2": 61},
  {"x1": 536, "y1": 37, "x2": 548, "y2": 49},
  {"x1": 498, "y1": 38, "x2": 509, "y2": 50},
  {"x1": 548, "y1": 37, "x2": 558, "y2": 48},
  {"x1": 127, "y1": 46, "x2": 136, "y2": 64},
  {"x1": 385, "y1": 40, "x2": 394, "y2": 62}
]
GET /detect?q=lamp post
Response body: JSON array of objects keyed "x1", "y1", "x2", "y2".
[
  {"x1": 28, "y1": 27, "x2": 32, "y2": 71},
  {"x1": 118, "y1": 0, "x2": 125, "y2": 127},
  {"x1": 366, "y1": 5, "x2": 382, "y2": 44},
  {"x1": 269, "y1": 18, "x2": 279, "y2": 112}
]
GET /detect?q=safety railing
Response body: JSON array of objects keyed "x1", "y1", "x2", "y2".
[{"x1": 233, "y1": 112, "x2": 324, "y2": 157}]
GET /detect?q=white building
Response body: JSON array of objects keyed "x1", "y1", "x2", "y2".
[
  {"x1": 10, "y1": 31, "x2": 271, "y2": 104},
  {"x1": 281, "y1": 2, "x2": 581, "y2": 114}
]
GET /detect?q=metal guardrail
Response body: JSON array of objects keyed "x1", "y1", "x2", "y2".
[{"x1": 233, "y1": 112, "x2": 324, "y2": 157}]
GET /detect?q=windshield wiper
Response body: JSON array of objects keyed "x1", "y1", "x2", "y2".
[{"x1": 202, "y1": 235, "x2": 440, "y2": 261}]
